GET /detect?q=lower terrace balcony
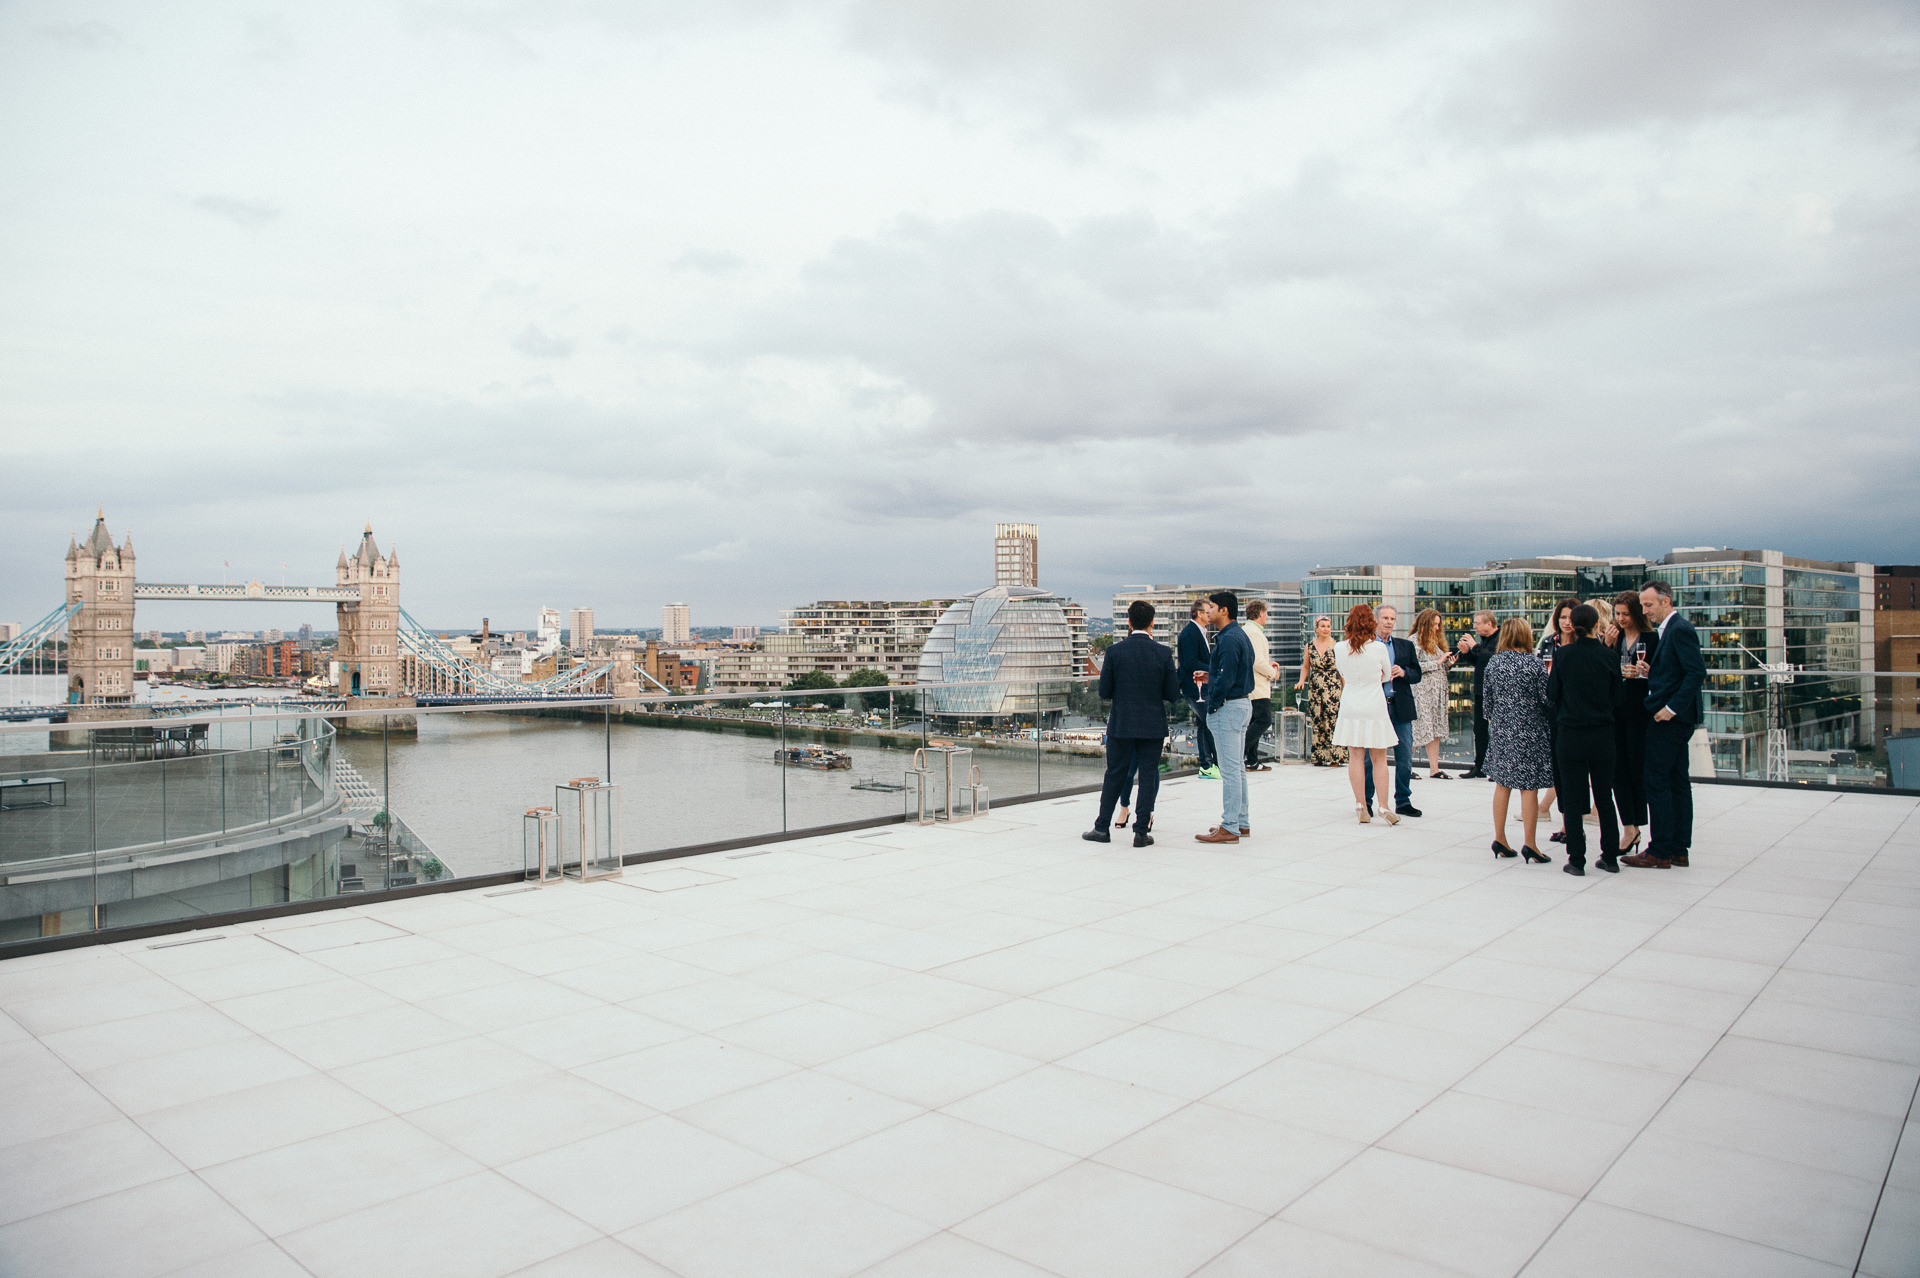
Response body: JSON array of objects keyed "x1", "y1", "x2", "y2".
[{"x1": 2, "y1": 765, "x2": 1914, "y2": 1277}]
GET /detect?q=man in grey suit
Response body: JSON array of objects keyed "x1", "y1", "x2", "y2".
[{"x1": 1086, "y1": 599, "x2": 1182, "y2": 848}]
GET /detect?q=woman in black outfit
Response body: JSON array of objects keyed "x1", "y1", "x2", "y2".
[
  {"x1": 1546, "y1": 604, "x2": 1622, "y2": 876},
  {"x1": 1609, "y1": 590, "x2": 1655, "y2": 858},
  {"x1": 1539, "y1": 597, "x2": 1577, "y2": 844}
]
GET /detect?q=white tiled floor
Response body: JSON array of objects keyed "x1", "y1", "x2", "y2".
[{"x1": 3, "y1": 769, "x2": 1917, "y2": 1277}]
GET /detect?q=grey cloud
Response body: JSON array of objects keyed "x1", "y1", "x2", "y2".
[
  {"x1": 732, "y1": 208, "x2": 1351, "y2": 446},
  {"x1": 1452, "y1": 0, "x2": 1920, "y2": 133},
  {"x1": 837, "y1": 0, "x2": 1414, "y2": 120},
  {"x1": 511, "y1": 324, "x2": 576, "y2": 358},
  {"x1": 191, "y1": 195, "x2": 280, "y2": 228}
]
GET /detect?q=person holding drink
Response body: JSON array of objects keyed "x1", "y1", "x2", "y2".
[
  {"x1": 1538, "y1": 598, "x2": 1578, "y2": 844},
  {"x1": 1609, "y1": 590, "x2": 1655, "y2": 858}
]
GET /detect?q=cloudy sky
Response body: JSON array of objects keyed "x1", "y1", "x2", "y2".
[{"x1": 3, "y1": 1, "x2": 1916, "y2": 631}]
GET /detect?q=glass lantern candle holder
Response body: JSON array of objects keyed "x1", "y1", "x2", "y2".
[
  {"x1": 523, "y1": 806, "x2": 562, "y2": 885},
  {"x1": 557, "y1": 777, "x2": 623, "y2": 881}
]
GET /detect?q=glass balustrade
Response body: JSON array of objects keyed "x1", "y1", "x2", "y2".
[{"x1": 0, "y1": 661, "x2": 1905, "y2": 955}]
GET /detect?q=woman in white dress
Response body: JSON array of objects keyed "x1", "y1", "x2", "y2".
[{"x1": 1330, "y1": 604, "x2": 1401, "y2": 826}]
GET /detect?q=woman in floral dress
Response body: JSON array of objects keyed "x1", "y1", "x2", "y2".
[
  {"x1": 1484, "y1": 617, "x2": 1554, "y2": 863},
  {"x1": 1295, "y1": 614, "x2": 1347, "y2": 767},
  {"x1": 1409, "y1": 608, "x2": 1455, "y2": 779}
]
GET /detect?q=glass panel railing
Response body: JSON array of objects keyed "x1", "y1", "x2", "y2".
[{"x1": 3, "y1": 664, "x2": 1905, "y2": 955}]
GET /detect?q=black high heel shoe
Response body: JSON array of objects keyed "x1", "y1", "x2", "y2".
[
  {"x1": 1492, "y1": 840, "x2": 1519, "y2": 859},
  {"x1": 1521, "y1": 846, "x2": 1551, "y2": 864},
  {"x1": 1618, "y1": 833, "x2": 1641, "y2": 859},
  {"x1": 1115, "y1": 810, "x2": 1130, "y2": 830},
  {"x1": 1549, "y1": 831, "x2": 1566, "y2": 844}
]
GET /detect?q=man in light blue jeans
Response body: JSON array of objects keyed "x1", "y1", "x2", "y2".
[{"x1": 1194, "y1": 592, "x2": 1255, "y2": 845}]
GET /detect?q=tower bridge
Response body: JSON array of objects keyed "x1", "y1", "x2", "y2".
[{"x1": 1, "y1": 512, "x2": 664, "y2": 713}]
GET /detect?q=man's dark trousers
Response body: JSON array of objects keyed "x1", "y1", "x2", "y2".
[
  {"x1": 1472, "y1": 710, "x2": 1489, "y2": 774},
  {"x1": 1363, "y1": 719, "x2": 1415, "y2": 810},
  {"x1": 1244, "y1": 697, "x2": 1273, "y2": 768},
  {"x1": 1097, "y1": 738, "x2": 1164, "y2": 831},
  {"x1": 1186, "y1": 696, "x2": 1216, "y2": 769},
  {"x1": 1644, "y1": 719, "x2": 1695, "y2": 860}
]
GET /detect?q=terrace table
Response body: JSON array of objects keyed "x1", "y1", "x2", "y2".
[{"x1": 0, "y1": 776, "x2": 67, "y2": 811}]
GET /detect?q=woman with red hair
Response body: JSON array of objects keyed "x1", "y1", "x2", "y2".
[{"x1": 1331, "y1": 604, "x2": 1400, "y2": 826}]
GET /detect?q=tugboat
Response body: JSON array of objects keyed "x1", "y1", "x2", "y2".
[{"x1": 774, "y1": 745, "x2": 853, "y2": 770}]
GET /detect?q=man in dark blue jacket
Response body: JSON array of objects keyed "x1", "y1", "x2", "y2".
[
  {"x1": 1085, "y1": 600, "x2": 1181, "y2": 848},
  {"x1": 1195, "y1": 592, "x2": 1255, "y2": 844},
  {"x1": 1175, "y1": 601, "x2": 1218, "y2": 777},
  {"x1": 1624, "y1": 580, "x2": 1707, "y2": 868},
  {"x1": 1363, "y1": 604, "x2": 1423, "y2": 818}
]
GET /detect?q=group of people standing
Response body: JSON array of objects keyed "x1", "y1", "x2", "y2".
[
  {"x1": 1085, "y1": 592, "x2": 1278, "y2": 848},
  {"x1": 1308, "y1": 581, "x2": 1707, "y2": 874},
  {"x1": 1087, "y1": 582, "x2": 1707, "y2": 874}
]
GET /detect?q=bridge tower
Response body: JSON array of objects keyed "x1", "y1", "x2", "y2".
[
  {"x1": 64, "y1": 512, "x2": 137, "y2": 705},
  {"x1": 334, "y1": 525, "x2": 400, "y2": 697}
]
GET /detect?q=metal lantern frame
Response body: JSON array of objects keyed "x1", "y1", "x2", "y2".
[
  {"x1": 557, "y1": 777, "x2": 623, "y2": 881},
  {"x1": 905, "y1": 744, "x2": 981, "y2": 825},
  {"x1": 523, "y1": 805, "x2": 563, "y2": 886}
]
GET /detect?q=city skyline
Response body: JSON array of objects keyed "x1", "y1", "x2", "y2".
[{"x1": 8, "y1": 514, "x2": 1914, "y2": 636}]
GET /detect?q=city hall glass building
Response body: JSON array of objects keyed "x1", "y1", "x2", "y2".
[{"x1": 914, "y1": 585, "x2": 1074, "y2": 721}]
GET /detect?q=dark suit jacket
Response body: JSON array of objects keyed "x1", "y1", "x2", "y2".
[
  {"x1": 1646, "y1": 613, "x2": 1706, "y2": 724},
  {"x1": 1457, "y1": 632, "x2": 1496, "y2": 708},
  {"x1": 1380, "y1": 635, "x2": 1421, "y2": 724},
  {"x1": 1175, "y1": 620, "x2": 1212, "y2": 701},
  {"x1": 1099, "y1": 632, "x2": 1181, "y2": 739},
  {"x1": 1547, "y1": 636, "x2": 1621, "y2": 730}
]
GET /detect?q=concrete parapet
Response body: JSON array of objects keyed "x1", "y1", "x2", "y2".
[
  {"x1": 50, "y1": 703, "x2": 151, "y2": 751},
  {"x1": 328, "y1": 697, "x2": 418, "y2": 736}
]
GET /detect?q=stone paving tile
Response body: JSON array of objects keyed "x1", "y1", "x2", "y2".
[{"x1": 0, "y1": 771, "x2": 1912, "y2": 1276}]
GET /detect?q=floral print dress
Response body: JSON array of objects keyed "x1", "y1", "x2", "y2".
[{"x1": 1305, "y1": 645, "x2": 1347, "y2": 766}]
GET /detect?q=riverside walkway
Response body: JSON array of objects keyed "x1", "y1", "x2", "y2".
[{"x1": 1, "y1": 768, "x2": 1914, "y2": 1277}]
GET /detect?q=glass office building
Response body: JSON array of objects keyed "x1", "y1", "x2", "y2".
[
  {"x1": 1302, "y1": 550, "x2": 1875, "y2": 777},
  {"x1": 915, "y1": 585, "x2": 1074, "y2": 721}
]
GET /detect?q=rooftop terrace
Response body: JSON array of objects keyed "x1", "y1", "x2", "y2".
[{"x1": 2, "y1": 768, "x2": 1915, "y2": 1277}]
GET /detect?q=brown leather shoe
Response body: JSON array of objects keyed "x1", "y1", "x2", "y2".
[
  {"x1": 1669, "y1": 855, "x2": 1689, "y2": 867},
  {"x1": 1195, "y1": 827, "x2": 1241, "y2": 844},
  {"x1": 1620, "y1": 853, "x2": 1672, "y2": 868},
  {"x1": 1238, "y1": 827, "x2": 1251, "y2": 837}
]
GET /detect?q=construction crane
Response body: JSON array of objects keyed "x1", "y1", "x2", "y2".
[{"x1": 1737, "y1": 643, "x2": 1794, "y2": 782}]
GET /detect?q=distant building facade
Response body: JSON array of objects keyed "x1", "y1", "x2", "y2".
[
  {"x1": 1873, "y1": 566, "x2": 1920, "y2": 748},
  {"x1": 663, "y1": 602, "x2": 691, "y2": 645},
  {"x1": 568, "y1": 607, "x2": 594, "y2": 652},
  {"x1": 1111, "y1": 582, "x2": 1302, "y2": 677},
  {"x1": 994, "y1": 522, "x2": 1039, "y2": 588}
]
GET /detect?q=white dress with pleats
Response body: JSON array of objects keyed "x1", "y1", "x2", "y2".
[{"x1": 1331, "y1": 640, "x2": 1397, "y2": 750}]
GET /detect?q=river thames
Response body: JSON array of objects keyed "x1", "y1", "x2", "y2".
[{"x1": 0, "y1": 676, "x2": 1108, "y2": 879}]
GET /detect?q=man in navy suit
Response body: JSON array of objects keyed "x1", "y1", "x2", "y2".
[
  {"x1": 1624, "y1": 580, "x2": 1706, "y2": 868},
  {"x1": 1175, "y1": 600, "x2": 1218, "y2": 777},
  {"x1": 1086, "y1": 600, "x2": 1182, "y2": 848},
  {"x1": 1364, "y1": 604, "x2": 1423, "y2": 818}
]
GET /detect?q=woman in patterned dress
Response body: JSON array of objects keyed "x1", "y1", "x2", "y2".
[
  {"x1": 1484, "y1": 617, "x2": 1554, "y2": 863},
  {"x1": 1409, "y1": 608, "x2": 1455, "y2": 779},
  {"x1": 1294, "y1": 614, "x2": 1347, "y2": 767}
]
